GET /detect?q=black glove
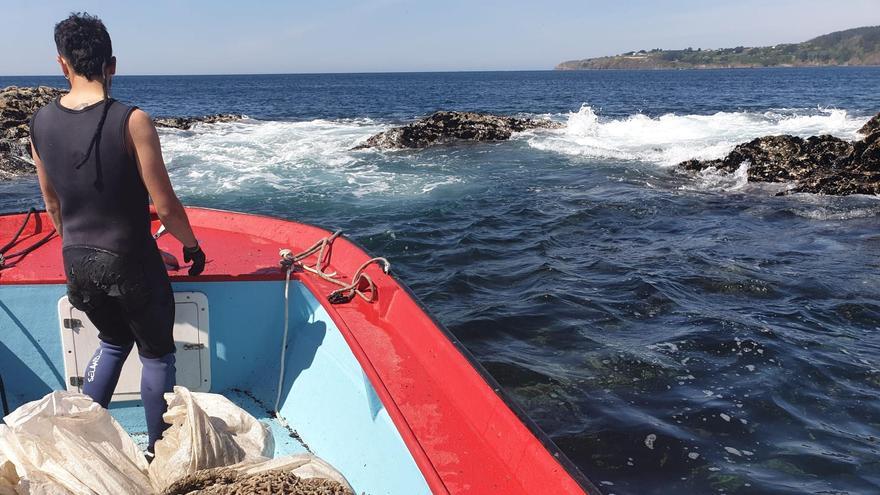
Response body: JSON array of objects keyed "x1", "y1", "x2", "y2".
[{"x1": 183, "y1": 244, "x2": 206, "y2": 276}]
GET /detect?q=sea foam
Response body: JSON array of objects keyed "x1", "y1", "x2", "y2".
[
  {"x1": 521, "y1": 105, "x2": 866, "y2": 166},
  {"x1": 159, "y1": 118, "x2": 461, "y2": 198}
]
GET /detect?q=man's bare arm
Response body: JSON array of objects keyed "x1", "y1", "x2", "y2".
[
  {"x1": 127, "y1": 109, "x2": 198, "y2": 248},
  {"x1": 32, "y1": 142, "x2": 62, "y2": 235}
]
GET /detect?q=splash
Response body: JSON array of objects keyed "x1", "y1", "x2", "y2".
[{"x1": 522, "y1": 105, "x2": 866, "y2": 166}]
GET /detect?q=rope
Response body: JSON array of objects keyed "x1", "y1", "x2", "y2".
[
  {"x1": 327, "y1": 257, "x2": 391, "y2": 304},
  {"x1": 278, "y1": 231, "x2": 390, "y2": 305},
  {"x1": 0, "y1": 208, "x2": 57, "y2": 270},
  {"x1": 274, "y1": 231, "x2": 390, "y2": 413},
  {"x1": 274, "y1": 263, "x2": 293, "y2": 415},
  {"x1": 0, "y1": 207, "x2": 36, "y2": 254}
]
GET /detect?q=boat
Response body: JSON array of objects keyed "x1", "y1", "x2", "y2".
[{"x1": 0, "y1": 207, "x2": 599, "y2": 494}]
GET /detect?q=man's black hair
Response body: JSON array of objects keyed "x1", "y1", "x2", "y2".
[{"x1": 54, "y1": 12, "x2": 112, "y2": 81}]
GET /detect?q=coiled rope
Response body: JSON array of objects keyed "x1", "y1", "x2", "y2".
[{"x1": 279, "y1": 231, "x2": 390, "y2": 305}]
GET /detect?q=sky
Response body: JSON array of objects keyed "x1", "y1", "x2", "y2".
[{"x1": 2, "y1": 0, "x2": 879, "y2": 75}]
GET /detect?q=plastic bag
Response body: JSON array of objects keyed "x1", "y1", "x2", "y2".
[
  {"x1": 148, "y1": 386, "x2": 274, "y2": 491},
  {"x1": 0, "y1": 391, "x2": 153, "y2": 495}
]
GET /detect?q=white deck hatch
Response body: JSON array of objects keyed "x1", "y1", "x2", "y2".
[{"x1": 58, "y1": 292, "x2": 211, "y2": 402}]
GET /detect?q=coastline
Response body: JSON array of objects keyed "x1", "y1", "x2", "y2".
[
  {"x1": 557, "y1": 26, "x2": 880, "y2": 71},
  {"x1": 554, "y1": 63, "x2": 880, "y2": 71}
]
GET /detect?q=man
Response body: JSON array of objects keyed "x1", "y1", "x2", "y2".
[{"x1": 29, "y1": 12, "x2": 206, "y2": 458}]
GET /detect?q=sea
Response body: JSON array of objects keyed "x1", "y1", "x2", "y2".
[{"x1": 2, "y1": 68, "x2": 879, "y2": 495}]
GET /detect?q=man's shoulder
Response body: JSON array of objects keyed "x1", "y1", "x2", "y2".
[
  {"x1": 30, "y1": 98, "x2": 58, "y2": 124},
  {"x1": 104, "y1": 98, "x2": 138, "y2": 116},
  {"x1": 126, "y1": 107, "x2": 153, "y2": 130},
  {"x1": 29, "y1": 99, "x2": 57, "y2": 139}
]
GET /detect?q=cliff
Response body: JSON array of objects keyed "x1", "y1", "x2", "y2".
[{"x1": 556, "y1": 26, "x2": 880, "y2": 70}]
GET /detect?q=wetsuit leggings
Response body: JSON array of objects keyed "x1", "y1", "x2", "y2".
[
  {"x1": 81, "y1": 342, "x2": 176, "y2": 451},
  {"x1": 63, "y1": 244, "x2": 176, "y2": 452}
]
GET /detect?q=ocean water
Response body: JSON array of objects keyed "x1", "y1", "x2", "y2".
[{"x1": 2, "y1": 68, "x2": 880, "y2": 494}]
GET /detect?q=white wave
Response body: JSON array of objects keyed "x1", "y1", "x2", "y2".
[
  {"x1": 522, "y1": 105, "x2": 867, "y2": 166},
  {"x1": 784, "y1": 193, "x2": 880, "y2": 220},
  {"x1": 675, "y1": 161, "x2": 796, "y2": 196},
  {"x1": 685, "y1": 162, "x2": 751, "y2": 192},
  {"x1": 793, "y1": 207, "x2": 880, "y2": 220},
  {"x1": 159, "y1": 118, "x2": 462, "y2": 198}
]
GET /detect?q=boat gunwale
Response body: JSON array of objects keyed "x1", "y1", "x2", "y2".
[{"x1": 339, "y1": 221, "x2": 601, "y2": 495}]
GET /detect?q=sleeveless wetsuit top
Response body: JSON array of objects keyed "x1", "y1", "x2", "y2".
[{"x1": 30, "y1": 97, "x2": 152, "y2": 254}]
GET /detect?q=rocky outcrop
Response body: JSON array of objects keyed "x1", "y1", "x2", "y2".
[
  {"x1": 353, "y1": 111, "x2": 562, "y2": 150},
  {"x1": 679, "y1": 135, "x2": 854, "y2": 183},
  {"x1": 858, "y1": 113, "x2": 880, "y2": 137},
  {"x1": 0, "y1": 85, "x2": 246, "y2": 180},
  {"x1": 679, "y1": 112, "x2": 880, "y2": 196},
  {"x1": 792, "y1": 132, "x2": 880, "y2": 195},
  {"x1": 0, "y1": 86, "x2": 65, "y2": 180},
  {"x1": 153, "y1": 113, "x2": 244, "y2": 130}
]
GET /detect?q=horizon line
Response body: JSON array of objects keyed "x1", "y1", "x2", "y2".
[
  {"x1": 0, "y1": 67, "x2": 558, "y2": 78},
  {"x1": 4, "y1": 65, "x2": 880, "y2": 78}
]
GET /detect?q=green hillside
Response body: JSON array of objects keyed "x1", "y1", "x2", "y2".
[{"x1": 556, "y1": 26, "x2": 880, "y2": 70}]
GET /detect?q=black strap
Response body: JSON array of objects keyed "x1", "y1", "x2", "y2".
[
  {"x1": 0, "y1": 373, "x2": 9, "y2": 416},
  {"x1": 74, "y1": 99, "x2": 115, "y2": 189}
]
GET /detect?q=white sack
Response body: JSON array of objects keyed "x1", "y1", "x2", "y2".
[
  {"x1": 1, "y1": 388, "x2": 349, "y2": 494},
  {"x1": 148, "y1": 386, "x2": 274, "y2": 490},
  {"x1": 0, "y1": 447, "x2": 19, "y2": 495},
  {"x1": 0, "y1": 391, "x2": 153, "y2": 495}
]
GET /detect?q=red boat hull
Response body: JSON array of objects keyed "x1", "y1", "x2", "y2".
[{"x1": 0, "y1": 207, "x2": 596, "y2": 494}]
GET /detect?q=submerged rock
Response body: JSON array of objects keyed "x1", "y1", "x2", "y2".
[
  {"x1": 153, "y1": 113, "x2": 244, "y2": 130},
  {"x1": 679, "y1": 112, "x2": 880, "y2": 196},
  {"x1": 0, "y1": 85, "x2": 245, "y2": 180},
  {"x1": 353, "y1": 111, "x2": 562, "y2": 150}
]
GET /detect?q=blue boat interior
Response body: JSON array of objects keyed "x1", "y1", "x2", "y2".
[
  {"x1": 105, "y1": 389, "x2": 311, "y2": 458},
  {"x1": 0, "y1": 279, "x2": 432, "y2": 494}
]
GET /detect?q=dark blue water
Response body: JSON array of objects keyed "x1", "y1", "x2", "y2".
[
  {"x1": 3, "y1": 68, "x2": 880, "y2": 494},
  {"x1": 7, "y1": 68, "x2": 879, "y2": 120}
]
